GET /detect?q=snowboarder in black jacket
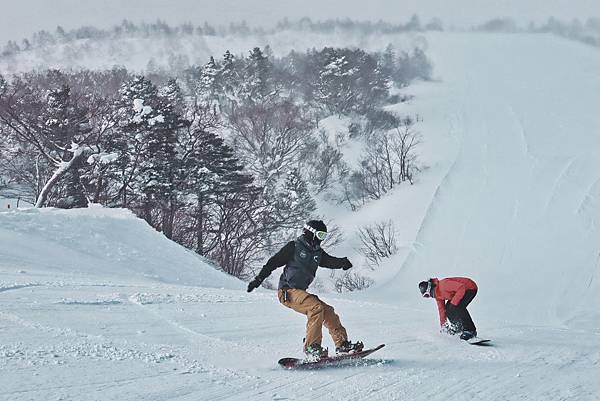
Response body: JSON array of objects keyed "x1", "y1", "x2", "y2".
[{"x1": 247, "y1": 220, "x2": 363, "y2": 359}]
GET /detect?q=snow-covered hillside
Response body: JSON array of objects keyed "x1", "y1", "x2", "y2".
[
  {"x1": 0, "y1": 206, "x2": 242, "y2": 289},
  {"x1": 370, "y1": 33, "x2": 600, "y2": 330},
  {"x1": 2, "y1": 32, "x2": 600, "y2": 400}
]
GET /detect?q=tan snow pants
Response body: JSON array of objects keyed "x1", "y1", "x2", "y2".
[{"x1": 278, "y1": 288, "x2": 347, "y2": 350}]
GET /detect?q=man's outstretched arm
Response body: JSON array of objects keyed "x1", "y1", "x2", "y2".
[
  {"x1": 320, "y1": 251, "x2": 353, "y2": 270},
  {"x1": 247, "y1": 241, "x2": 295, "y2": 292}
]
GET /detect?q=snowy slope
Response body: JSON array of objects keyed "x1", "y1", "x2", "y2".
[
  {"x1": 2, "y1": 32, "x2": 600, "y2": 401},
  {"x1": 0, "y1": 206, "x2": 242, "y2": 289},
  {"x1": 369, "y1": 33, "x2": 600, "y2": 330},
  {"x1": 1, "y1": 263, "x2": 598, "y2": 400}
]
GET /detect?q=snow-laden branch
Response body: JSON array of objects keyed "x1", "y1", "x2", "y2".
[{"x1": 35, "y1": 143, "x2": 85, "y2": 208}]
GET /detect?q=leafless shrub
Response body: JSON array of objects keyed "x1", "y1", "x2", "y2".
[
  {"x1": 392, "y1": 124, "x2": 422, "y2": 184},
  {"x1": 339, "y1": 118, "x2": 422, "y2": 208},
  {"x1": 334, "y1": 271, "x2": 374, "y2": 292},
  {"x1": 358, "y1": 220, "x2": 398, "y2": 268},
  {"x1": 227, "y1": 99, "x2": 315, "y2": 185},
  {"x1": 305, "y1": 129, "x2": 344, "y2": 193},
  {"x1": 321, "y1": 222, "x2": 345, "y2": 250}
]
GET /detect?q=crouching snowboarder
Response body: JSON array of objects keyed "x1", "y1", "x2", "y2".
[
  {"x1": 419, "y1": 277, "x2": 478, "y2": 340},
  {"x1": 247, "y1": 220, "x2": 364, "y2": 359}
]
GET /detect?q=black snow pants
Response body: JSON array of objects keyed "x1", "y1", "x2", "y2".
[{"x1": 445, "y1": 289, "x2": 477, "y2": 333}]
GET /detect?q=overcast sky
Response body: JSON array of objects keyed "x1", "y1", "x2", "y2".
[{"x1": 1, "y1": 0, "x2": 599, "y2": 42}]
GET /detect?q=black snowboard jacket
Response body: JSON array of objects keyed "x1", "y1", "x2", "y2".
[{"x1": 256, "y1": 236, "x2": 349, "y2": 290}]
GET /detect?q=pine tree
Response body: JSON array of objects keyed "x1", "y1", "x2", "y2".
[
  {"x1": 37, "y1": 81, "x2": 92, "y2": 207},
  {"x1": 220, "y1": 50, "x2": 240, "y2": 111},
  {"x1": 160, "y1": 78, "x2": 186, "y2": 118},
  {"x1": 181, "y1": 128, "x2": 253, "y2": 254},
  {"x1": 45, "y1": 84, "x2": 92, "y2": 150},
  {"x1": 275, "y1": 168, "x2": 316, "y2": 228},
  {"x1": 145, "y1": 80, "x2": 187, "y2": 237},
  {"x1": 200, "y1": 56, "x2": 221, "y2": 107},
  {"x1": 43, "y1": 84, "x2": 90, "y2": 209},
  {"x1": 53, "y1": 167, "x2": 89, "y2": 208},
  {"x1": 317, "y1": 49, "x2": 357, "y2": 114},
  {"x1": 113, "y1": 75, "x2": 158, "y2": 208},
  {"x1": 116, "y1": 75, "x2": 182, "y2": 232},
  {"x1": 241, "y1": 47, "x2": 274, "y2": 103},
  {"x1": 381, "y1": 44, "x2": 396, "y2": 83},
  {"x1": 0, "y1": 74, "x2": 6, "y2": 95}
]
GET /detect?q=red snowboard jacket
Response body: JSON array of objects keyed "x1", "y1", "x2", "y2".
[{"x1": 432, "y1": 277, "x2": 478, "y2": 326}]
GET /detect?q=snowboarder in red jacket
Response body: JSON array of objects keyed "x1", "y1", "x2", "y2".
[{"x1": 419, "y1": 277, "x2": 478, "y2": 340}]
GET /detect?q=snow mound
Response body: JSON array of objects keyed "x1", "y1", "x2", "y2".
[{"x1": 0, "y1": 205, "x2": 242, "y2": 289}]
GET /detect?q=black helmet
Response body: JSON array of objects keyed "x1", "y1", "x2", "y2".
[
  {"x1": 303, "y1": 220, "x2": 328, "y2": 245},
  {"x1": 419, "y1": 279, "x2": 433, "y2": 298}
]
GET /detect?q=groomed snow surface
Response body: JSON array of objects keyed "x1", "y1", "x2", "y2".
[{"x1": 2, "y1": 32, "x2": 600, "y2": 400}]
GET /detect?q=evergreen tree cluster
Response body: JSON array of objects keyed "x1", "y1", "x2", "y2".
[
  {"x1": 0, "y1": 44, "x2": 429, "y2": 278},
  {"x1": 183, "y1": 45, "x2": 430, "y2": 116}
]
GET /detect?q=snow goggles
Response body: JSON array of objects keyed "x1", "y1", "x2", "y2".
[{"x1": 304, "y1": 224, "x2": 328, "y2": 241}]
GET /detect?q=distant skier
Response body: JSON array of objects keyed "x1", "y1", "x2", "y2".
[
  {"x1": 247, "y1": 220, "x2": 363, "y2": 359},
  {"x1": 419, "y1": 277, "x2": 478, "y2": 340}
]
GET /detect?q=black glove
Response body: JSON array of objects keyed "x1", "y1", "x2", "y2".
[
  {"x1": 342, "y1": 257, "x2": 353, "y2": 270},
  {"x1": 247, "y1": 278, "x2": 261, "y2": 292}
]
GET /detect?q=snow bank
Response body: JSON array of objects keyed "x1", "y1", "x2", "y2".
[{"x1": 0, "y1": 205, "x2": 242, "y2": 289}]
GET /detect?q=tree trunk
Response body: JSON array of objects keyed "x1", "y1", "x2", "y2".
[
  {"x1": 35, "y1": 148, "x2": 84, "y2": 208},
  {"x1": 93, "y1": 173, "x2": 104, "y2": 203},
  {"x1": 161, "y1": 198, "x2": 176, "y2": 239},
  {"x1": 195, "y1": 195, "x2": 205, "y2": 255}
]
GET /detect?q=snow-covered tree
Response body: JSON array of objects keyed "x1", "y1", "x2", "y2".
[
  {"x1": 228, "y1": 99, "x2": 314, "y2": 185},
  {"x1": 380, "y1": 44, "x2": 396, "y2": 84},
  {"x1": 316, "y1": 48, "x2": 388, "y2": 114},
  {"x1": 0, "y1": 71, "x2": 105, "y2": 207},
  {"x1": 394, "y1": 48, "x2": 432, "y2": 87},
  {"x1": 116, "y1": 75, "x2": 185, "y2": 235},
  {"x1": 273, "y1": 168, "x2": 316, "y2": 229},
  {"x1": 0, "y1": 74, "x2": 6, "y2": 95},
  {"x1": 179, "y1": 127, "x2": 254, "y2": 255},
  {"x1": 199, "y1": 56, "x2": 221, "y2": 108},
  {"x1": 240, "y1": 47, "x2": 276, "y2": 103}
]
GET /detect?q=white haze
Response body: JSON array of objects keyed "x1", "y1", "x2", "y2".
[{"x1": 1, "y1": 0, "x2": 599, "y2": 42}]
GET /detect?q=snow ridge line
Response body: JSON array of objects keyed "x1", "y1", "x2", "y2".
[
  {"x1": 576, "y1": 174, "x2": 600, "y2": 216},
  {"x1": 125, "y1": 296, "x2": 256, "y2": 381},
  {"x1": 541, "y1": 157, "x2": 577, "y2": 215},
  {"x1": 508, "y1": 105, "x2": 536, "y2": 162},
  {"x1": 395, "y1": 113, "x2": 465, "y2": 275},
  {"x1": 127, "y1": 294, "x2": 264, "y2": 358},
  {"x1": 0, "y1": 283, "x2": 40, "y2": 293}
]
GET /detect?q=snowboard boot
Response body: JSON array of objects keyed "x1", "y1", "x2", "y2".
[
  {"x1": 335, "y1": 340, "x2": 364, "y2": 355},
  {"x1": 305, "y1": 343, "x2": 328, "y2": 361},
  {"x1": 460, "y1": 330, "x2": 477, "y2": 341}
]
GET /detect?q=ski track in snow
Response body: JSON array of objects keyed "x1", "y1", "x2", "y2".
[
  {"x1": 0, "y1": 283, "x2": 40, "y2": 293},
  {"x1": 1, "y1": 274, "x2": 599, "y2": 400},
  {"x1": 541, "y1": 156, "x2": 577, "y2": 215}
]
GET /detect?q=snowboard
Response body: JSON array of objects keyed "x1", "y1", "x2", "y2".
[
  {"x1": 278, "y1": 344, "x2": 385, "y2": 369},
  {"x1": 466, "y1": 337, "x2": 491, "y2": 345}
]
